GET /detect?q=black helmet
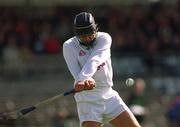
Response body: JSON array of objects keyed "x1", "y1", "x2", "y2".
[{"x1": 74, "y1": 12, "x2": 98, "y2": 36}]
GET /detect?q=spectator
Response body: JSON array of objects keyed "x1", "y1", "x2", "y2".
[
  {"x1": 166, "y1": 93, "x2": 180, "y2": 127},
  {"x1": 127, "y1": 78, "x2": 147, "y2": 125}
]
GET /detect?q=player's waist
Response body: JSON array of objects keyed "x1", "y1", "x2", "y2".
[
  {"x1": 95, "y1": 80, "x2": 113, "y2": 87},
  {"x1": 74, "y1": 86, "x2": 114, "y2": 102}
]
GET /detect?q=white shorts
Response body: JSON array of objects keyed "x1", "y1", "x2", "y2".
[{"x1": 76, "y1": 89, "x2": 129, "y2": 124}]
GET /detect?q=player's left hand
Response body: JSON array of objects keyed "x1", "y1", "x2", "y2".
[{"x1": 74, "y1": 81, "x2": 85, "y2": 92}]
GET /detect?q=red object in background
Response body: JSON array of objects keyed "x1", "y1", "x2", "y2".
[
  {"x1": 44, "y1": 36, "x2": 61, "y2": 54},
  {"x1": 15, "y1": 20, "x2": 28, "y2": 35}
]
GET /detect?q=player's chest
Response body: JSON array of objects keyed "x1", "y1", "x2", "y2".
[{"x1": 77, "y1": 48, "x2": 93, "y2": 65}]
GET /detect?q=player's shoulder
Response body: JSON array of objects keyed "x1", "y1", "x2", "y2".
[
  {"x1": 97, "y1": 32, "x2": 112, "y2": 42},
  {"x1": 64, "y1": 36, "x2": 76, "y2": 45},
  {"x1": 63, "y1": 36, "x2": 78, "y2": 47},
  {"x1": 97, "y1": 32, "x2": 112, "y2": 40}
]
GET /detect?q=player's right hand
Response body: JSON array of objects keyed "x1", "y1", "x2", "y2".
[{"x1": 84, "y1": 79, "x2": 96, "y2": 90}]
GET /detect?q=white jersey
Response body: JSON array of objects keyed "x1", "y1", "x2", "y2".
[{"x1": 63, "y1": 32, "x2": 114, "y2": 102}]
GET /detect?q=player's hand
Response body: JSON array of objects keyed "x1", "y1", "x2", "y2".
[
  {"x1": 84, "y1": 79, "x2": 96, "y2": 90},
  {"x1": 75, "y1": 78, "x2": 96, "y2": 92},
  {"x1": 75, "y1": 81, "x2": 85, "y2": 92}
]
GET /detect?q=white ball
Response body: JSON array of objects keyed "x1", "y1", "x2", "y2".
[{"x1": 126, "y1": 78, "x2": 134, "y2": 87}]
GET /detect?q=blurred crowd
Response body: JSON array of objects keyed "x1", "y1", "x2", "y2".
[
  {"x1": 0, "y1": 2, "x2": 179, "y2": 62},
  {"x1": 108, "y1": 3, "x2": 180, "y2": 55}
]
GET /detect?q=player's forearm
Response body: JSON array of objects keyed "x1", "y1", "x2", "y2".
[{"x1": 77, "y1": 49, "x2": 110, "y2": 81}]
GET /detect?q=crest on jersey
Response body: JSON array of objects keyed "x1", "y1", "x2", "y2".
[{"x1": 79, "y1": 50, "x2": 86, "y2": 56}]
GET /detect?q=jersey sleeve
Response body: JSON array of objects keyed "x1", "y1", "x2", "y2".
[
  {"x1": 77, "y1": 33, "x2": 112, "y2": 81},
  {"x1": 63, "y1": 42, "x2": 81, "y2": 81}
]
